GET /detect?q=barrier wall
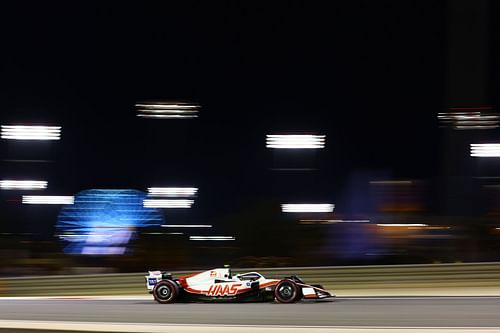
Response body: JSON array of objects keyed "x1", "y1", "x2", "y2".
[{"x1": 2, "y1": 262, "x2": 500, "y2": 296}]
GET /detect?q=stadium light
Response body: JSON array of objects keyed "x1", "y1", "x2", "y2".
[
  {"x1": 470, "y1": 144, "x2": 500, "y2": 157},
  {"x1": 22, "y1": 196, "x2": 74, "y2": 205},
  {"x1": 1, "y1": 125, "x2": 61, "y2": 140},
  {"x1": 266, "y1": 134, "x2": 325, "y2": 149},
  {"x1": 281, "y1": 204, "x2": 334, "y2": 213},
  {"x1": 161, "y1": 224, "x2": 212, "y2": 228},
  {"x1": 0, "y1": 180, "x2": 47, "y2": 190},
  {"x1": 189, "y1": 236, "x2": 235, "y2": 241},
  {"x1": 136, "y1": 102, "x2": 200, "y2": 119},
  {"x1": 148, "y1": 187, "x2": 198, "y2": 197},
  {"x1": 143, "y1": 199, "x2": 194, "y2": 208}
]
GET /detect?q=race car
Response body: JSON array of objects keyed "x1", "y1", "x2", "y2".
[{"x1": 145, "y1": 267, "x2": 334, "y2": 303}]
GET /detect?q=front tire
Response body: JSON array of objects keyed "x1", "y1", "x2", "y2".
[
  {"x1": 153, "y1": 280, "x2": 179, "y2": 304},
  {"x1": 274, "y1": 280, "x2": 301, "y2": 303}
]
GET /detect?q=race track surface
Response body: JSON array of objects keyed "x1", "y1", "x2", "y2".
[{"x1": 0, "y1": 296, "x2": 499, "y2": 328}]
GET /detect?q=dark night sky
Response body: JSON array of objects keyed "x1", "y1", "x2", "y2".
[{"x1": 0, "y1": 1, "x2": 450, "y2": 233}]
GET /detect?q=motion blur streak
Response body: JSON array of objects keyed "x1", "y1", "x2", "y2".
[
  {"x1": 438, "y1": 111, "x2": 500, "y2": 130},
  {"x1": 281, "y1": 203, "x2": 334, "y2": 212},
  {"x1": 470, "y1": 144, "x2": 500, "y2": 157},
  {"x1": 0, "y1": 125, "x2": 61, "y2": 140},
  {"x1": 266, "y1": 134, "x2": 325, "y2": 149},
  {"x1": 147, "y1": 187, "x2": 198, "y2": 197},
  {"x1": 369, "y1": 180, "x2": 413, "y2": 185},
  {"x1": 143, "y1": 199, "x2": 194, "y2": 208},
  {"x1": 81, "y1": 246, "x2": 126, "y2": 255},
  {"x1": 189, "y1": 236, "x2": 235, "y2": 241},
  {"x1": 377, "y1": 223, "x2": 428, "y2": 227},
  {"x1": 0, "y1": 180, "x2": 47, "y2": 190},
  {"x1": 137, "y1": 114, "x2": 197, "y2": 119},
  {"x1": 299, "y1": 219, "x2": 370, "y2": 224},
  {"x1": 136, "y1": 101, "x2": 200, "y2": 119},
  {"x1": 22, "y1": 196, "x2": 74, "y2": 205},
  {"x1": 161, "y1": 224, "x2": 212, "y2": 228}
]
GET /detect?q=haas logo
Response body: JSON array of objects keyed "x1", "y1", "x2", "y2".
[{"x1": 206, "y1": 283, "x2": 241, "y2": 296}]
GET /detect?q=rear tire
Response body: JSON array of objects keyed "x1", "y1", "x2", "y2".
[
  {"x1": 274, "y1": 280, "x2": 301, "y2": 303},
  {"x1": 153, "y1": 280, "x2": 179, "y2": 304}
]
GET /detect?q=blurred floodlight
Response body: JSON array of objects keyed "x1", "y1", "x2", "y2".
[
  {"x1": 0, "y1": 180, "x2": 47, "y2": 190},
  {"x1": 161, "y1": 224, "x2": 212, "y2": 228},
  {"x1": 377, "y1": 223, "x2": 428, "y2": 227},
  {"x1": 438, "y1": 107, "x2": 499, "y2": 130},
  {"x1": 470, "y1": 144, "x2": 500, "y2": 157},
  {"x1": 266, "y1": 134, "x2": 325, "y2": 149},
  {"x1": 22, "y1": 195, "x2": 74, "y2": 205},
  {"x1": 143, "y1": 199, "x2": 194, "y2": 208},
  {"x1": 189, "y1": 236, "x2": 235, "y2": 241},
  {"x1": 148, "y1": 187, "x2": 198, "y2": 197},
  {"x1": 281, "y1": 203, "x2": 334, "y2": 213},
  {"x1": 136, "y1": 101, "x2": 200, "y2": 119},
  {"x1": 1, "y1": 125, "x2": 61, "y2": 140},
  {"x1": 57, "y1": 189, "x2": 164, "y2": 255}
]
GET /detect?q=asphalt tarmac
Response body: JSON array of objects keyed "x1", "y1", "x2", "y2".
[{"x1": 0, "y1": 296, "x2": 499, "y2": 328}]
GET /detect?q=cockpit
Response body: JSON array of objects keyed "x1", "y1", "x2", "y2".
[{"x1": 235, "y1": 272, "x2": 264, "y2": 281}]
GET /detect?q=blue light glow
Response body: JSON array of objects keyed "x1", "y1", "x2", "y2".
[{"x1": 57, "y1": 189, "x2": 164, "y2": 255}]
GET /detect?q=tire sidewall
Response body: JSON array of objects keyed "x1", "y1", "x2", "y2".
[
  {"x1": 274, "y1": 280, "x2": 299, "y2": 303},
  {"x1": 153, "y1": 280, "x2": 178, "y2": 304}
]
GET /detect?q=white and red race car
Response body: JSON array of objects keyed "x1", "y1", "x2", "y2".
[{"x1": 145, "y1": 267, "x2": 334, "y2": 303}]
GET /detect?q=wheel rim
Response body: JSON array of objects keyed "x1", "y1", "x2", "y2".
[
  {"x1": 157, "y1": 285, "x2": 171, "y2": 300},
  {"x1": 278, "y1": 283, "x2": 294, "y2": 300}
]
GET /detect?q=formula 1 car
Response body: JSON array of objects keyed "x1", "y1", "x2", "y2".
[{"x1": 145, "y1": 267, "x2": 334, "y2": 303}]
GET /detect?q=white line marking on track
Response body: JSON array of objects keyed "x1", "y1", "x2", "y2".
[
  {"x1": 0, "y1": 320, "x2": 499, "y2": 333},
  {"x1": 2, "y1": 295, "x2": 500, "y2": 302}
]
